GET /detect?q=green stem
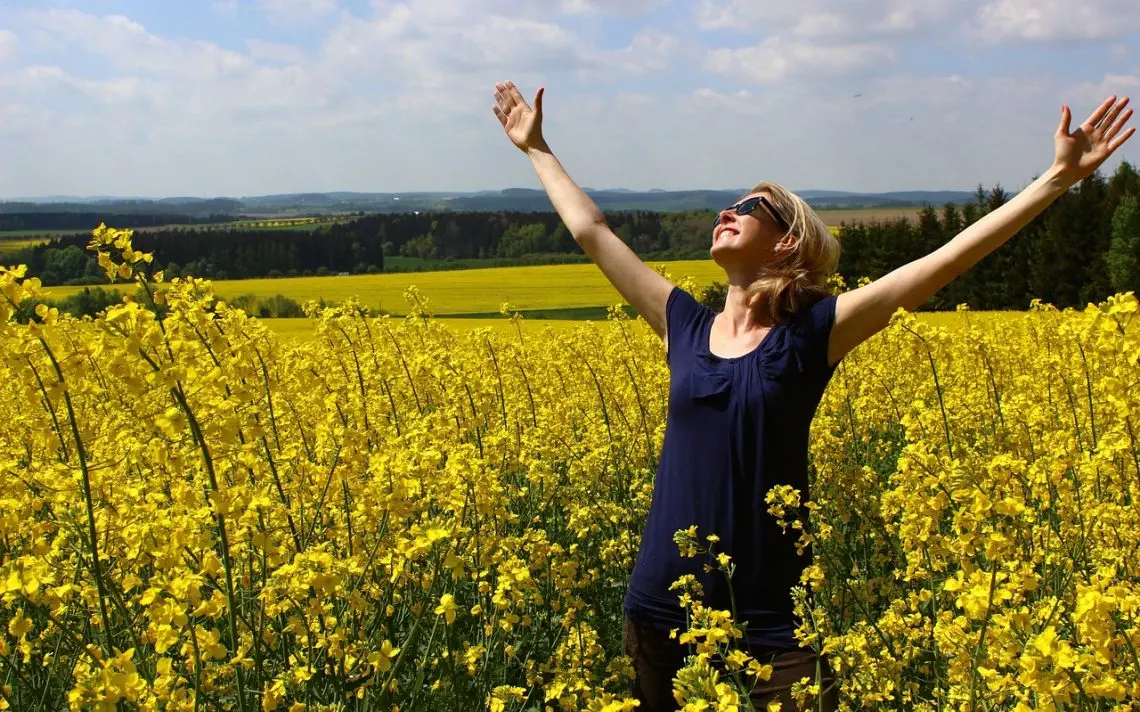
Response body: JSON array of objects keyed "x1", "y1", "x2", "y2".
[{"x1": 38, "y1": 337, "x2": 115, "y2": 656}]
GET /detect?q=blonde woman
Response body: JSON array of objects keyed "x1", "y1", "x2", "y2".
[{"x1": 492, "y1": 80, "x2": 1133, "y2": 711}]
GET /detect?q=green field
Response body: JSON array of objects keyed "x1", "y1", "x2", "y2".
[{"x1": 43, "y1": 260, "x2": 728, "y2": 315}]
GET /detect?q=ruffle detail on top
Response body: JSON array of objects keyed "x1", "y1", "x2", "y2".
[{"x1": 688, "y1": 314, "x2": 815, "y2": 401}]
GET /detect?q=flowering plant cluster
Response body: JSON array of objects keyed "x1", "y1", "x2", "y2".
[{"x1": 0, "y1": 225, "x2": 1137, "y2": 711}]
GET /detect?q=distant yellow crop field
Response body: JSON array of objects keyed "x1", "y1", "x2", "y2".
[
  {"x1": 43, "y1": 260, "x2": 728, "y2": 315},
  {"x1": 0, "y1": 238, "x2": 47, "y2": 256},
  {"x1": 265, "y1": 316, "x2": 592, "y2": 340}
]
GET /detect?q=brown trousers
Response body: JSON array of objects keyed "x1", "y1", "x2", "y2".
[{"x1": 622, "y1": 617, "x2": 839, "y2": 711}]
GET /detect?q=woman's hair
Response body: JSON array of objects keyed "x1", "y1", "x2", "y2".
[{"x1": 743, "y1": 181, "x2": 840, "y2": 324}]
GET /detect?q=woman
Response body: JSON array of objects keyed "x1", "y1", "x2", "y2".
[{"x1": 492, "y1": 81, "x2": 1133, "y2": 710}]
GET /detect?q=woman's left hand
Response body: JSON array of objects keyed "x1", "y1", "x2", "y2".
[{"x1": 1053, "y1": 95, "x2": 1134, "y2": 186}]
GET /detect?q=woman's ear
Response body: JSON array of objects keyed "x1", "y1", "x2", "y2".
[{"x1": 774, "y1": 232, "x2": 799, "y2": 257}]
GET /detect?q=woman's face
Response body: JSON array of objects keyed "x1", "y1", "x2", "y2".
[{"x1": 709, "y1": 191, "x2": 794, "y2": 270}]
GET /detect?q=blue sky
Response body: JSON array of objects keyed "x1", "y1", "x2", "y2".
[{"x1": 0, "y1": 0, "x2": 1137, "y2": 198}]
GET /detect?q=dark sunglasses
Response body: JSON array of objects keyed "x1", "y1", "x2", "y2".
[{"x1": 714, "y1": 195, "x2": 790, "y2": 232}]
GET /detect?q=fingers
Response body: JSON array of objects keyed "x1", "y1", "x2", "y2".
[
  {"x1": 492, "y1": 80, "x2": 538, "y2": 126},
  {"x1": 1083, "y1": 95, "x2": 1117, "y2": 131},
  {"x1": 1102, "y1": 102, "x2": 1132, "y2": 141},
  {"x1": 1108, "y1": 126, "x2": 1136, "y2": 153},
  {"x1": 494, "y1": 84, "x2": 512, "y2": 112},
  {"x1": 505, "y1": 80, "x2": 528, "y2": 109},
  {"x1": 1097, "y1": 96, "x2": 1129, "y2": 134},
  {"x1": 495, "y1": 81, "x2": 523, "y2": 110},
  {"x1": 1105, "y1": 107, "x2": 1133, "y2": 141},
  {"x1": 1057, "y1": 103, "x2": 1072, "y2": 137}
]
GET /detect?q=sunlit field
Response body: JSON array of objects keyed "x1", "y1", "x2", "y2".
[
  {"x1": 263, "y1": 316, "x2": 591, "y2": 340},
  {"x1": 4, "y1": 227, "x2": 1139, "y2": 711},
  {"x1": 257, "y1": 310, "x2": 1094, "y2": 342},
  {"x1": 42, "y1": 260, "x2": 728, "y2": 314},
  {"x1": 0, "y1": 237, "x2": 48, "y2": 255}
]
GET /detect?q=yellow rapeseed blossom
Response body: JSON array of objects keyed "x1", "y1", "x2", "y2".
[{"x1": 1, "y1": 229, "x2": 1139, "y2": 710}]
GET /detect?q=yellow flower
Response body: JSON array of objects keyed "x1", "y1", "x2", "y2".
[
  {"x1": 435, "y1": 593, "x2": 458, "y2": 624},
  {"x1": 7, "y1": 611, "x2": 32, "y2": 638},
  {"x1": 368, "y1": 640, "x2": 401, "y2": 673}
]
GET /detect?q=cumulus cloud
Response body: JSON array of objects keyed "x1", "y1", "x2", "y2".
[
  {"x1": 695, "y1": 0, "x2": 964, "y2": 39},
  {"x1": 262, "y1": 0, "x2": 337, "y2": 16},
  {"x1": 0, "y1": 1, "x2": 1136, "y2": 198},
  {"x1": 0, "y1": 29, "x2": 18, "y2": 63},
  {"x1": 691, "y1": 0, "x2": 968, "y2": 84},
  {"x1": 246, "y1": 39, "x2": 308, "y2": 64},
  {"x1": 972, "y1": 0, "x2": 1140, "y2": 42},
  {"x1": 704, "y1": 38, "x2": 895, "y2": 83},
  {"x1": 558, "y1": 0, "x2": 669, "y2": 14},
  {"x1": 321, "y1": 3, "x2": 678, "y2": 90}
]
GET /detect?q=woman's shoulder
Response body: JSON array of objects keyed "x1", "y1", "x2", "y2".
[
  {"x1": 789, "y1": 292, "x2": 838, "y2": 335},
  {"x1": 667, "y1": 285, "x2": 713, "y2": 322},
  {"x1": 664, "y1": 286, "x2": 712, "y2": 361},
  {"x1": 767, "y1": 292, "x2": 838, "y2": 377}
]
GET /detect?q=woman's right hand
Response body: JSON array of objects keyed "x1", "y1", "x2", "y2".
[{"x1": 493, "y1": 81, "x2": 546, "y2": 153}]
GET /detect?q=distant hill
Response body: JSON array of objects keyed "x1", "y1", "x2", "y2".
[{"x1": 3, "y1": 189, "x2": 976, "y2": 217}]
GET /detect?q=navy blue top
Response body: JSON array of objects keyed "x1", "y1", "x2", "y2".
[{"x1": 624, "y1": 285, "x2": 840, "y2": 650}]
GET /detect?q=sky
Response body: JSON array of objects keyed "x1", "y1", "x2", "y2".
[{"x1": 0, "y1": 0, "x2": 1138, "y2": 198}]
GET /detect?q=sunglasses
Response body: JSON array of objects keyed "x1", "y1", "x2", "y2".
[{"x1": 713, "y1": 195, "x2": 790, "y2": 232}]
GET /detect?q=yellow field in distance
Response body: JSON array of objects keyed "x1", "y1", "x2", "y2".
[
  {"x1": 0, "y1": 238, "x2": 48, "y2": 256},
  {"x1": 43, "y1": 260, "x2": 728, "y2": 315},
  {"x1": 266, "y1": 317, "x2": 592, "y2": 340}
]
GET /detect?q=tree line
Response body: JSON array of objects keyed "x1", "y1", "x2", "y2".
[
  {"x1": 0, "y1": 198, "x2": 242, "y2": 217},
  {"x1": 0, "y1": 212, "x2": 237, "y2": 232},
  {"x1": 6, "y1": 162, "x2": 1138, "y2": 312},
  {"x1": 834, "y1": 163, "x2": 1138, "y2": 310}
]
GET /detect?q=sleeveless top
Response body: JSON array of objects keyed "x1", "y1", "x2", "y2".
[{"x1": 623, "y1": 285, "x2": 840, "y2": 650}]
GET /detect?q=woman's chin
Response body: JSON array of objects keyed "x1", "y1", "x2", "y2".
[
  {"x1": 710, "y1": 244, "x2": 759, "y2": 273},
  {"x1": 709, "y1": 241, "x2": 738, "y2": 264}
]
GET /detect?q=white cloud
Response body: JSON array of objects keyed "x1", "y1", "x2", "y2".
[
  {"x1": 695, "y1": 0, "x2": 964, "y2": 39},
  {"x1": 1063, "y1": 72, "x2": 1140, "y2": 112},
  {"x1": 321, "y1": 3, "x2": 678, "y2": 89},
  {"x1": 558, "y1": 0, "x2": 668, "y2": 14},
  {"x1": 1, "y1": 1, "x2": 1136, "y2": 198},
  {"x1": 972, "y1": 0, "x2": 1140, "y2": 42},
  {"x1": 0, "y1": 29, "x2": 18, "y2": 63},
  {"x1": 603, "y1": 29, "x2": 677, "y2": 76},
  {"x1": 704, "y1": 37, "x2": 895, "y2": 83},
  {"x1": 246, "y1": 39, "x2": 307, "y2": 64},
  {"x1": 23, "y1": 10, "x2": 330, "y2": 103},
  {"x1": 259, "y1": 0, "x2": 338, "y2": 20}
]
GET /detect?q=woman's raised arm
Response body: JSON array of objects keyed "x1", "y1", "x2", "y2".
[
  {"x1": 827, "y1": 95, "x2": 1135, "y2": 367},
  {"x1": 492, "y1": 81, "x2": 673, "y2": 340}
]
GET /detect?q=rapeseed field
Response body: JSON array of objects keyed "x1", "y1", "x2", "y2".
[
  {"x1": 2, "y1": 226, "x2": 1138, "y2": 710},
  {"x1": 42, "y1": 261, "x2": 727, "y2": 315}
]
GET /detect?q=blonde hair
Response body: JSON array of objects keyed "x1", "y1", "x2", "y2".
[{"x1": 743, "y1": 181, "x2": 840, "y2": 323}]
